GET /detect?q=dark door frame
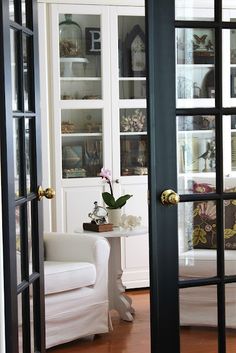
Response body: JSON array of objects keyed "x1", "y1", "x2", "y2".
[{"x1": 0, "y1": 0, "x2": 45, "y2": 352}]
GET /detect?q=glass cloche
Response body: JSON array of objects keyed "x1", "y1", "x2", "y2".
[{"x1": 59, "y1": 14, "x2": 82, "y2": 57}]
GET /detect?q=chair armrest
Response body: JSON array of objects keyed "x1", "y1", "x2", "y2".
[{"x1": 44, "y1": 232, "x2": 110, "y2": 266}]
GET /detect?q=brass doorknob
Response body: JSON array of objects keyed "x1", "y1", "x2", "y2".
[
  {"x1": 160, "y1": 189, "x2": 180, "y2": 205},
  {"x1": 37, "y1": 186, "x2": 55, "y2": 201}
]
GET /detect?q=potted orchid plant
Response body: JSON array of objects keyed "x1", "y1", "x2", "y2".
[
  {"x1": 100, "y1": 167, "x2": 133, "y2": 209},
  {"x1": 100, "y1": 168, "x2": 132, "y2": 226}
]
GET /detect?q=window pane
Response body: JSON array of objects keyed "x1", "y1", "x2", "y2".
[
  {"x1": 223, "y1": 116, "x2": 236, "y2": 191},
  {"x1": 10, "y1": 29, "x2": 19, "y2": 111},
  {"x1": 14, "y1": 118, "x2": 23, "y2": 198},
  {"x1": 176, "y1": 28, "x2": 215, "y2": 109},
  {"x1": 180, "y1": 286, "x2": 218, "y2": 353},
  {"x1": 59, "y1": 14, "x2": 101, "y2": 99},
  {"x1": 120, "y1": 108, "x2": 147, "y2": 176},
  {"x1": 177, "y1": 115, "x2": 216, "y2": 195},
  {"x1": 16, "y1": 206, "x2": 22, "y2": 285},
  {"x1": 175, "y1": 0, "x2": 214, "y2": 21},
  {"x1": 226, "y1": 284, "x2": 236, "y2": 353},
  {"x1": 179, "y1": 202, "x2": 217, "y2": 280},
  {"x1": 223, "y1": 1, "x2": 236, "y2": 22}
]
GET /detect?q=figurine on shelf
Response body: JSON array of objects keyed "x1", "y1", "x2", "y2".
[
  {"x1": 193, "y1": 139, "x2": 216, "y2": 172},
  {"x1": 88, "y1": 201, "x2": 108, "y2": 225}
]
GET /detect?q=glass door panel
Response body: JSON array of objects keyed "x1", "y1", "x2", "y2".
[
  {"x1": 223, "y1": 2, "x2": 236, "y2": 22},
  {"x1": 175, "y1": 0, "x2": 214, "y2": 21},
  {"x1": 226, "y1": 284, "x2": 236, "y2": 353},
  {"x1": 180, "y1": 287, "x2": 218, "y2": 353},
  {"x1": 10, "y1": 29, "x2": 19, "y2": 111},
  {"x1": 177, "y1": 115, "x2": 216, "y2": 194},
  {"x1": 120, "y1": 108, "x2": 147, "y2": 176},
  {"x1": 223, "y1": 116, "x2": 236, "y2": 191},
  {"x1": 59, "y1": 14, "x2": 101, "y2": 100},
  {"x1": 178, "y1": 202, "x2": 217, "y2": 280},
  {"x1": 61, "y1": 109, "x2": 103, "y2": 178},
  {"x1": 176, "y1": 28, "x2": 215, "y2": 108}
]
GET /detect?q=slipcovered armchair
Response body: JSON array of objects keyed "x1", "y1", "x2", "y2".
[{"x1": 43, "y1": 232, "x2": 110, "y2": 348}]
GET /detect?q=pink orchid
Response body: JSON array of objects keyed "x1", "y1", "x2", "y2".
[{"x1": 100, "y1": 167, "x2": 112, "y2": 180}]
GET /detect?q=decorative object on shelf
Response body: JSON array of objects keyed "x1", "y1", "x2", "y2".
[
  {"x1": 83, "y1": 202, "x2": 113, "y2": 232},
  {"x1": 100, "y1": 167, "x2": 132, "y2": 226},
  {"x1": 134, "y1": 167, "x2": 148, "y2": 175},
  {"x1": 123, "y1": 24, "x2": 146, "y2": 77},
  {"x1": 85, "y1": 27, "x2": 101, "y2": 55},
  {"x1": 192, "y1": 30, "x2": 215, "y2": 64},
  {"x1": 120, "y1": 109, "x2": 146, "y2": 132},
  {"x1": 119, "y1": 214, "x2": 141, "y2": 230},
  {"x1": 61, "y1": 121, "x2": 75, "y2": 133},
  {"x1": 193, "y1": 82, "x2": 201, "y2": 98},
  {"x1": 59, "y1": 14, "x2": 83, "y2": 57},
  {"x1": 63, "y1": 168, "x2": 86, "y2": 178},
  {"x1": 192, "y1": 139, "x2": 216, "y2": 172},
  {"x1": 88, "y1": 201, "x2": 107, "y2": 224},
  {"x1": 62, "y1": 145, "x2": 83, "y2": 169}
]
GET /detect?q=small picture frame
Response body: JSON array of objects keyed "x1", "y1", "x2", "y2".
[{"x1": 231, "y1": 68, "x2": 236, "y2": 98}]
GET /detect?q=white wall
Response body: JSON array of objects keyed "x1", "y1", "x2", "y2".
[{"x1": 0, "y1": 160, "x2": 5, "y2": 353}]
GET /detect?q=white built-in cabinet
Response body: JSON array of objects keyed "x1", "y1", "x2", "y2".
[{"x1": 38, "y1": 0, "x2": 149, "y2": 288}]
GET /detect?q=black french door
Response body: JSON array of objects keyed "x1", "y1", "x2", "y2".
[
  {"x1": 147, "y1": 0, "x2": 236, "y2": 353},
  {"x1": 0, "y1": 1, "x2": 45, "y2": 352}
]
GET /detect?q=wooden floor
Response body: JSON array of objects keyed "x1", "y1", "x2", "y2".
[{"x1": 47, "y1": 289, "x2": 236, "y2": 353}]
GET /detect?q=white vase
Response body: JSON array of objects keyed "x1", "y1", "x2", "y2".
[{"x1": 107, "y1": 208, "x2": 122, "y2": 227}]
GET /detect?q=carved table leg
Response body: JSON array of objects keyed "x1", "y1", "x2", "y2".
[{"x1": 107, "y1": 236, "x2": 135, "y2": 322}]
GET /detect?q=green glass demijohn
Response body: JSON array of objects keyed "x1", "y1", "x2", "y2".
[{"x1": 59, "y1": 14, "x2": 82, "y2": 57}]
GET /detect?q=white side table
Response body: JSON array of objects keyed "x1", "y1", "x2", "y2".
[{"x1": 75, "y1": 226, "x2": 148, "y2": 322}]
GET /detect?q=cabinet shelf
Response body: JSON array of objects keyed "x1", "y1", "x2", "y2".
[
  {"x1": 177, "y1": 64, "x2": 214, "y2": 68},
  {"x1": 119, "y1": 77, "x2": 146, "y2": 81},
  {"x1": 120, "y1": 131, "x2": 147, "y2": 136},
  {"x1": 178, "y1": 130, "x2": 214, "y2": 136},
  {"x1": 60, "y1": 57, "x2": 89, "y2": 63},
  {"x1": 62, "y1": 132, "x2": 102, "y2": 137},
  {"x1": 60, "y1": 77, "x2": 101, "y2": 81}
]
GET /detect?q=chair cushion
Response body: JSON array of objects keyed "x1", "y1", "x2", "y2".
[{"x1": 44, "y1": 261, "x2": 96, "y2": 295}]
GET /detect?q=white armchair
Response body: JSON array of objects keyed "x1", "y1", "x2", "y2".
[{"x1": 43, "y1": 232, "x2": 110, "y2": 348}]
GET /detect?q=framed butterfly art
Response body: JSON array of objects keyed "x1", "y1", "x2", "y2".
[{"x1": 192, "y1": 29, "x2": 215, "y2": 64}]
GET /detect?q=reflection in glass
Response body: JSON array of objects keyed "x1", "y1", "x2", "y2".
[
  {"x1": 9, "y1": 0, "x2": 15, "y2": 21},
  {"x1": 223, "y1": 116, "x2": 236, "y2": 191},
  {"x1": 61, "y1": 109, "x2": 102, "y2": 133},
  {"x1": 22, "y1": 0, "x2": 26, "y2": 26},
  {"x1": 30, "y1": 285, "x2": 34, "y2": 353},
  {"x1": 176, "y1": 28, "x2": 215, "y2": 108},
  {"x1": 18, "y1": 293, "x2": 23, "y2": 353},
  {"x1": 175, "y1": 0, "x2": 214, "y2": 21},
  {"x1": 23, "y1": 35, "x2": 30, "y2": 111},
  {"x1": 180, "y1": 287, "x2": 218, "y2": 353},
  {"x1": 226, "y1": 284, "x2": 236, "y2": 353},
  {"x1": 16, "y1": 206, "x2": 22, "y2": 286},
  {"x1": 10, "y1": 29, "x2": 19, "y2": 111},
  {"x1": 25, "y1": 119, "x2": 33, "y2": 193},
  {"x1": 118, "y1": 16, "x2": 146, "y2": 78},
  {"x1": 223, "y1": 1, "x2": 236, "y2": 21},
  {"x1": 178, "y1": 202, "x2": 217, "y2": 280},
  {"x1": 119, "y1": 80, "x2": 146, "y2": 99},
  {"x1": 28, "y1": 202, "x2": 33, "y2": 275},
  {"x1": 14, "y1": 118, "x2": 22, "y2": 198},
  {"x1": 60, "y1": 80, "x2": 101, "y2": 100},
  {"x1": 223, "y1": 30, "x2": 236, "y2": 105},
  {"x1": 62, "y1": 137, "x2": 102, "y2": 178},
  {"x1": 59, "y1": 14, "x2": 100, "y2": 78},
  {"x1": 120, "y1": 108, "x2": 147, "y2": 176},
  {"x1": 177, "y1": 116, "x2": 216, "y2": 194},
  {"x1": 59, "y1": 14, "x2": 101, "y2": 99},
  {"x1": 224, "y1": 200, "x2": 236, "y2": 276}
]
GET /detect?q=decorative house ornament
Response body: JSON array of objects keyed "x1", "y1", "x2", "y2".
[
  {"x1": 59, "y1": 14, "x2": 83, "y2": 57},
  {"x1": 123, "y1": 24, "x2": 146, "y2": 77}
]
